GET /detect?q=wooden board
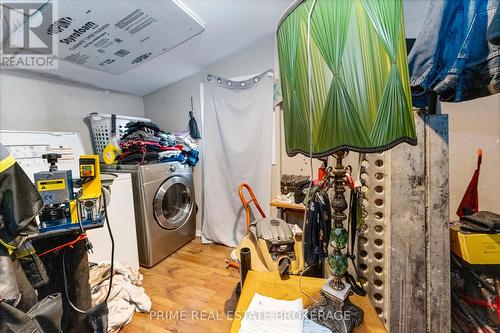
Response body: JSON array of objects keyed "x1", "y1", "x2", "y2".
[
  {"x1": 425, "y1": 114, "x2": 451, "y2": 333},
  {"x1": 389, "y1": 114, "x2": 427, "y2": 332},
  {"x1": 388, "y1": 113, "x2": 450, "y2": 332},
  {"x1": 270, "y1": 198, "x2": 306, "y2": 211},
  {"x1": 230, "y1": 271, "x2": 387, "y2": 333}
]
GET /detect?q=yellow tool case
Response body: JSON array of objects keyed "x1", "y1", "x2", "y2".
[{"x1": 450, "y1": 226, "x2": 500, "y2": 264}]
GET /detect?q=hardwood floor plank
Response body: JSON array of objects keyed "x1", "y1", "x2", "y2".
[{"x1": 121, "y1": 238, "x2": 239, "y2": 333}]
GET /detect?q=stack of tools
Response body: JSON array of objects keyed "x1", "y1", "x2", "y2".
[{"x1": 451, "y1": 253, "x2": 499, "y2": 333}]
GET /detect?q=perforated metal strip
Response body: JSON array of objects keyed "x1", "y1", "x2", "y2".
[{"x1": 356, "y1": 153, "x2": 388, "y2": 323}]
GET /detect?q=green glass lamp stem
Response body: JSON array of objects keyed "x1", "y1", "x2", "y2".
[{"x1": 329, "y1": 150, "x2": 349, "y2": 290}]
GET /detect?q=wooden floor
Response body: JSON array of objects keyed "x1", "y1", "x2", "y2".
[{"x1": 121, "y1": 238, "x2": 239, "y2": 333}]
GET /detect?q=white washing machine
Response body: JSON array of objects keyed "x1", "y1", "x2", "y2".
[{"x1": 102, "y1": 162, "x2": 196, "y2": 267}]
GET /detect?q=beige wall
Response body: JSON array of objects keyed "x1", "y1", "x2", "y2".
[
  {"x1": 0, "y1": 72, "x2": 145, "y2": 153},
  {"x1": 440, "y1": 94, "x2": 500, "y2": 218}
]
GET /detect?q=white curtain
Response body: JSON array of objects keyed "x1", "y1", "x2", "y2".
[{"x1": 201, "y1": 71, "x2": 273, "y2": 247}]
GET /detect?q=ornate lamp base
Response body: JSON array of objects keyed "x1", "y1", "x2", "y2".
[{"x1": 308, "y1": 279, "x2": 363, "y2": 333}]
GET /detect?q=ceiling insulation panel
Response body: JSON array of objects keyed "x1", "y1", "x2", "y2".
[{"x1": 30, "y1": 0, "x2": 205, "y2": 74}]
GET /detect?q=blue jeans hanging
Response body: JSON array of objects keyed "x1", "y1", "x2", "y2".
[{"x1": 408, "y1": 0, "x2": 499, "y2": 108}]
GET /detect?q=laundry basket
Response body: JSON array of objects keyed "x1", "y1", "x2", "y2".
[{"x1": 85, "y1": 113, "x2": 151, "y2": 156}]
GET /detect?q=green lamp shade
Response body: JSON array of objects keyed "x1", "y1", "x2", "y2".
[{"x1": 277, "y1": 0, "x2": 417, "y2": 157}]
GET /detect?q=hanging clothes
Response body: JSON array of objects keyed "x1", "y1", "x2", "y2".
[
  {"x1": 0, "y1": 144, "x2": 56, "y2": 331},
  {"x1": 0, "y1": 144, "x2": 44, "y2": 306},
  {"x1": 408, "y1": 0, "x2": 499, "y2": 107},
  {"x1": 303, "y1": 190, "x2": 331, "y2": 278},
  {"x1": 189, "y1": 111, "x2": 201, "y2": 140},
  {"x1": 0, "y1": 144, "x2": 43, "y2": 248},
  {"x1": 201, "y1": 71, "x2": 274, "y2": 247},
  {"x1": 488, "y1": 5, "x2": 500, "y2": 45}
]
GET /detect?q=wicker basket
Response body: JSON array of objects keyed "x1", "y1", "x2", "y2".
[{"x1": 85, "y1": 113, "x2": 151, "y2": 155}]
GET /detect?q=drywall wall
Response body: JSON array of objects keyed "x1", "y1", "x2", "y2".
[
  {"x1": 441, "y1": 94, "x2": 500, "y2": 218},
  {"x1": 0, "y1": 71, "x2": 145, "y2": 153}
]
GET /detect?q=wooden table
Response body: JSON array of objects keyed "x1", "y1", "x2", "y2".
[
  {"x1": 270, "y1": 198, "x2": 306, "y2": 221},
  {"x1": 230, "y1": 271, "x2": 387, "y2": 333}
]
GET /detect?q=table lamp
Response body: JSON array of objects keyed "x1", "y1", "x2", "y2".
[{"x1": 277, "y1": 0, "x2": 417, "y2": 331}]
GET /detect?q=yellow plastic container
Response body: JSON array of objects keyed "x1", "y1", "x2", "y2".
[{"x1": 450, "y1": 226, "x2": 500, "y2": 264}]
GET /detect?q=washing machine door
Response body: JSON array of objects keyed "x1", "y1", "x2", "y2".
[{"x1": 153, "y1": 176, "x2": 193, "y2": 230}]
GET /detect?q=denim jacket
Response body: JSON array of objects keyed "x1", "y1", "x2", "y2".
[{"x1": 408, "y1": 0, "x2": 499, "y2": 108}]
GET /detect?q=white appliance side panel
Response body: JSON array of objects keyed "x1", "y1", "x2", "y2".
[
  {"x1": 87, "y1": 173, "x2": 139, "y2": 270},
  {"x1": 0, "y1": 130, "x2": 85, "y2": 181}
]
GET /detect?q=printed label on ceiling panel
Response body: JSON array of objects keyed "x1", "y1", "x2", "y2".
[{"x1": 40, "y1": 0, "x2": 204, "y2": 74}]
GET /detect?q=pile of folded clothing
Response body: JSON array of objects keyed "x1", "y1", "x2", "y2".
[
  {"x1": 171, "y1": 130, "x2": 200, "y2": 167},
  {"x1": 118, "y1": 121, "x2": 200, "y2": 166}
]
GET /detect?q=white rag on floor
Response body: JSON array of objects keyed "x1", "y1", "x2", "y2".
[{"x1": 89, "y1": 262, "x2": 151, "y2": 332}]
